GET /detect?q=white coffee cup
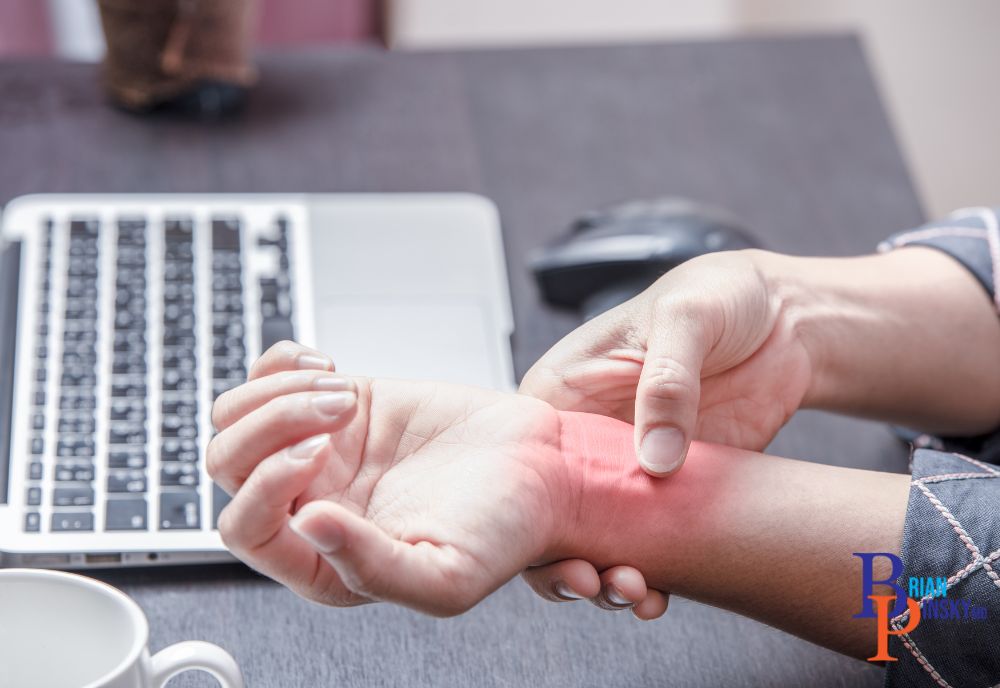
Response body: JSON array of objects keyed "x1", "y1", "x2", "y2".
[{"x1": 0, "y1": 568, "x2": 245, "y2": 688}]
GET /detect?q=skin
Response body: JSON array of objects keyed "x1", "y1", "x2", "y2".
[
  {"x1": 207, "y1": 241, "x2": 1000, "y2": 654},
  {"x1": 209, "y1": 341, "x2": 908, "y2": 658},
  {"x1": 520, "y1": 246, "x2": 1000, "y2": 616}
]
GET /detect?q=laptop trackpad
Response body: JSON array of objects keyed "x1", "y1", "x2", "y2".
[{"x1": 313, "y1": 298, "x2": 499, "y2": 387}]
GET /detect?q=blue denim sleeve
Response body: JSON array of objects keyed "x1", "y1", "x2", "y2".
[
  {"x1": 878, "y1": 206, "x2": 999, "y2": 308},
  {"x1": 885, "y1": 450, "x2": 1000, "y2": 688},
  {"x1": 880, "y1": 208, "x2": 1000, "y2": 687}
]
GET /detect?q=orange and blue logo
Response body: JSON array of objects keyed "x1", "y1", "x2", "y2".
[{"x1": 854, "y1": 553, "x2": 988, "y2": 662}]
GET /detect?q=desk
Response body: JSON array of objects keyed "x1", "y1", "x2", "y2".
[{"x1": 0, "y1": 36, "x2": 922, "y2": 686}]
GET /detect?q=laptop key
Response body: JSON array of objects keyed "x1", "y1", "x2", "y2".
[
  {"x1": 106, "y1": 498, "x2": 148, "y2": 531},
  {"x1": 109, "y1": 450, "x2": 147, "y2": 469},
  {"x1": 28, "y1": 462, "x2": 42, "y2": 480},
  {"x1": 51, "y1": 512, "x2": 94, "y2": 532},
  {"x1": 26, "y1": 486, "x2": 41, "y2": 506},
  {"x1": 24, "y1": 512, "x2": 41, "y2": 532},
  {"x1": 54, "y1": 464, "x2": 94, "y2": 482},
  {"x1": 53, "y1": 487, "x2": 95, "y2": 507},
  {"x1": 159, "y1": 490, "x2": 201, "y2": 530},
  {"x1": 161, "y1": 462, "x2": 199, "y2": 487},
  {"x1": 108, "y1": 469, "x2": 147, "y2": 493}
]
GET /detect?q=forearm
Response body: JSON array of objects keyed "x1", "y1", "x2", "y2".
[
  {"x1": 757, "y1": 247, "x2": 1000, "y2": 434},
  {"x1": 549, "y1": 411, "x2": 910, "y2": 659}
]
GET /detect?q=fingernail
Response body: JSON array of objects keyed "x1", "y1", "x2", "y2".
[
  {"x1": 312, "y1": 391, "x2": 356, "y2": 417},
  {"x1": 289, "y1": 512, "x2": 344, "y2": 554},
  {"x1": 639, "y1": 427, "x2": 686, "y2": 474},
  {"x1": 605, "y1": 585, "x2": 632, "y2": 607},
  {"x1": 554, "y1": 582, "x2": 583, "y2": 600},
  {"x1": 287, "y1": 434, "x2": 330, "y2": 461},
  {"x1": 313, "y1": 376, "x2": 355, "y2": 392},
  {"x1": 297, "y1": 354, "x2": 333, "y2": 371}
]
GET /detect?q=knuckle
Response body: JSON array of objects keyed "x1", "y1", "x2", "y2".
[
  {"x1": 210, "y1": 389, "x2": 234, "y2": 430},
  {"x1": 204, "y1": 434, "x2": 223, "y2": 480},
  {"x1": 215, "y1": 507, "x2": 240, "y2": 551},
  {"x1": 267, "y1": 393, "x2": 302, "y2": 419},
  {"x1": 639, "y1": 356, "x2": 697, "y2": 402}
]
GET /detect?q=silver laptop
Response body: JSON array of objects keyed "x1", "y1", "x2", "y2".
[{"x1": 0, "y1": 194, "x2": 514, "y2": 569}]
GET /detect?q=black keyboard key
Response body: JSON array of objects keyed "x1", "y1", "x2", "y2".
[
  {"x1": 108, "y1": 427, "x2": 147, "y2": 445},
  {"x1": 108, "y1": 469, "x2": 147, "y2": 493},
  {"x1": 106, "y1": 498, "x2": 148, "y2": 531},
  {"x1": 29, "y1": 437, "x2": 43, "y2": 455},
  {"x1": 28, "y1": 462, "x2": 42, "y2": 480},
  {"x1": 58, "y1": 417, "x2": 96, "y2": 434},
  {"x1": 51, "y1": 512, "x2": 94, "y2": 532},
  {"x1": 161, "y1": 416, "x2": 197, "y2": 439},
  {"x1": 54, "y1": 464, "x2": 94, "y2": 482},
  {"x1": 109, "y1": 450, "x2": 147, "y2": 469},
  {"x1": 110, "y1": 399, "x2": 146, "y2": 421},
  {"x1": 53, "y1": 487, "x2": 94, "y2": 507},
  {"x1": 24, "y1": 512, "x2": 41, "y2": 532},
  {"x1": 159, "y1": 490, "x2": 200, "y2": 530},
  {"x1": 212, "y1": 218, "x2": 242, "y2": 250},
  {"x1": 162, "y1": 399, "x2": 197, "y2": 417},
  {"x1": 161, "y1": 438, "x2": 198, "y2": 463},
  {"x1": 161, "y1": 462, "x2": 199, "y2": 487},
  {"x1": 111, "y1": 382, "x2": 147, "y2": 398},
  {"x1": 26, "y1": 487, "x2": 41, "y2": 506}
]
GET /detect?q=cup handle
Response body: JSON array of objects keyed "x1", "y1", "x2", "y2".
[{"x1": 150, "y1": 640, "x2": 245, "y2": 688}]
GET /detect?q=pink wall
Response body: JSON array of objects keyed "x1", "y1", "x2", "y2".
[
  {"x1": 0, "y1": 0, "x2": 53, "y2": 57},
  {"x1": 256, "y1": 0, "x2": 380, "y2": 46},
  {"x1": 0, "y1": 0, "x2": 379, "y2": 57}
]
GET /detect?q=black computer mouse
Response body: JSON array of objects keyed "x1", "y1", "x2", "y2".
[{"x1": 531, "y1": 197, "x2": 760, "y2": 320}]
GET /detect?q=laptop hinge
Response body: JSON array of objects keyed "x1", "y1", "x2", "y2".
[{"x1": 0, "y1": 240, "x2": 21, "y2": 505}]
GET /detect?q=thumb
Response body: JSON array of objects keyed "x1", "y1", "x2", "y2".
[
  {"x1": 634, "y1": 305, "x2": 708, "y2": 476},
  {"x1": 289, "y1": 501, "x2": 481, "y2": 617}
]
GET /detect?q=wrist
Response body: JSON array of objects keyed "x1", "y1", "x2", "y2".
[
  {"x1": 544, "y1": 410, "x2": 686, "y2": 570},
  {"x1": 747, "y1": 249, "x2": 843, "y2": 409},
  {"x1": 755, "y1": 247, "x2": 1000, "y2": 430}
]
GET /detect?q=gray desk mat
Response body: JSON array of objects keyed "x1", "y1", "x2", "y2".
[{"x1": 0, "y1": 35, "x2": 923, "y2": 686}]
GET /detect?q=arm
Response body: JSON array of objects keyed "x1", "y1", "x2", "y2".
[
  {"x1": 208, "y1": 344, "x2": 909, "y2": 658},
  {"x1": 763, "y1": 247, "x2": 1000, "y2": 434},
  {"x1": 547, "y1": 410, "x2": 910, "y2": 660}
]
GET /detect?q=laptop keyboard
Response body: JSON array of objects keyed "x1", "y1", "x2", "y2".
[{"x1": 20, "y1": 212, "x2": 296, "y2": 535}]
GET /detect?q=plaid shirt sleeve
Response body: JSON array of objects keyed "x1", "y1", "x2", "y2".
[{"x1": 880, "y1": 208, "x2": 1000, "y2": 687}]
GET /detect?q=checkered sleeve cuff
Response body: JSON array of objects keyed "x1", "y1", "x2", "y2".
[
  {"x1": 885, "y1": 449, "x2": 1000, "y2": 688},
  {"x1": 878, "y1": 207, "x2": 1000, "y2": 315}
]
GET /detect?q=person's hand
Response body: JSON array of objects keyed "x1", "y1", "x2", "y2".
[
  {"x1": 208, "y1": 342, "x2": 575, "y2": 616},
  {"x1": 519, "y1": 250, "x2": 816, "y2": 616},
  {"x1": 521, "y1": 250, "x2": 814, "y2": 473}
]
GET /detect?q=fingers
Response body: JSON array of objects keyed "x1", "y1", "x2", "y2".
[
  {"x1": 522, "y1": 559, "x2": 602, "y2": 602},
  {"x1": 632, "y1": 588, "x2": 669, "y2": 621},
  {"x1": 212, "y1": 370, "x2": 356, "y2": 432},
  {"x1": 289, "y1": 501, "x2": 483, "y2": 617},
  {"x1": 522, "y1": 561, "x2": 669, "y2": 621},
  {"x1": 249, "y1": 340, "x2": 334, "y2": 381},
  {"x1": 207, "y1": 390, "x2": 358, "y2": 494},
  {"x1": 592, "y1": 566, "x2": 648, "y2": 611},
  {"x1": 634, "y1": 298, "x2": 709, "y2": 476},
  {"x1": 216, "y1": 434, "x2": 345, "y2": 597}
]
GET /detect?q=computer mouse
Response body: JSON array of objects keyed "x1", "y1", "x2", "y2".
[{"x1": 531, "y1": 197, "x2": 760, "y2": 320}]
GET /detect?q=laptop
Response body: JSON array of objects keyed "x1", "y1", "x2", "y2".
[{"x1": 0, "y1": 193, "x2": 515, "y2": 569}]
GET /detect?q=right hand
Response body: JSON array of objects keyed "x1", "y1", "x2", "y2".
[{"x1": 520, "y1": 249, "x2": 819, "y2": 615}]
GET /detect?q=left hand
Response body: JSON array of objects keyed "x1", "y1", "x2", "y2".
[{"x1": 208, "y1": 342, "x2": 573, "y2": 616}]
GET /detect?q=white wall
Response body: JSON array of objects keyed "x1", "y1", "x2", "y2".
[{"x1": 388, "y1": 0, "x2": 1000, "y2": 218}]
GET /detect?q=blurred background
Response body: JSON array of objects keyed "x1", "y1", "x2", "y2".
[{"x1": 1, "y1": 0, "x2": 996, "y2": 218}]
